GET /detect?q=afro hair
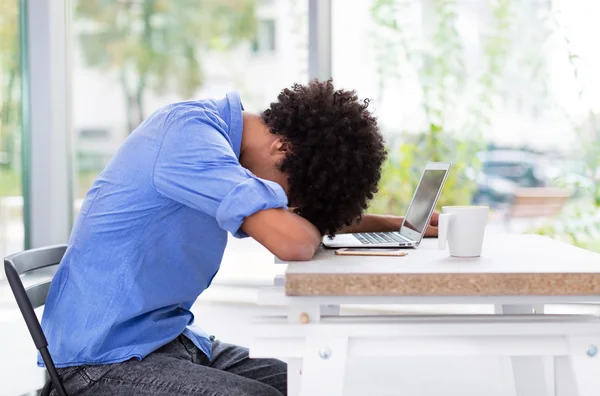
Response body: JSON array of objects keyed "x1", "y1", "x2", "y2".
[{"x1": 261, "y1": 79, "x2": 387, "y2": 235}]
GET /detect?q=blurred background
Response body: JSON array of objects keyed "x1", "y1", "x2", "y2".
[
  {"x1": 2, "y1": 1, "x2": 600, "y2": 395},
  {"x1": 2, "y1": 0, "x2": 599, "y2": 261}
]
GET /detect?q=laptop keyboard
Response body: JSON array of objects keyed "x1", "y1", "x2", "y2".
[{"x1": 355, "y1": 232, "x2": 411, "y2": 245}]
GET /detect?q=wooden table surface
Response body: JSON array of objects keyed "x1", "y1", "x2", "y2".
[{"x1": 285, "y1": 234, "x2": 600, "y2": 297}]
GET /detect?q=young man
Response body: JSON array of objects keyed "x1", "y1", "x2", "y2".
[{"x1": 41, "y1": 80, "x2": 437, "y2": 396}]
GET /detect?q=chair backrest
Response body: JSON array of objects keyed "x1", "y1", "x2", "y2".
[
  {"x1": 4, "y1": 245, "x2": 69, "y2": 396},
  {"x1": 5, "y1": 245, "x2": 67, "y2": 308}
]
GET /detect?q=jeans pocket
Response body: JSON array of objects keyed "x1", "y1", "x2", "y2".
[
  {"x1": 58, "y1": 365, "x2": 88, "y2": 380},
  {"x1": 81, "y1": 363, "x2": 117, "y2": 382},
  {"x1": 178, "y1": 336, "x2": 199, "y2": 358},
  {"x1": 56, "y1": 365, "x2": 93, "y2": 394}
]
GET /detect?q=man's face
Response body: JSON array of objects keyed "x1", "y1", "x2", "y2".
[
  {"x1": 247, "y1": 155, "x2": 290, "y2": 198},
  {"x1": 240, "y1": 129, "x2": 291, "y2": 199}
]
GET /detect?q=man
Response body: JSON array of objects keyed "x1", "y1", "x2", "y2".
[{"x1": 41, "y1": 80, "x2": 438, "y2": 395}]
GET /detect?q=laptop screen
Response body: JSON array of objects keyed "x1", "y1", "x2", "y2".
[{"x1": 402, "y1": 169, "x2": 447, "y2": 235}]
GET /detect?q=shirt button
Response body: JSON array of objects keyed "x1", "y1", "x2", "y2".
[{"x1": 209, "y1": 335, "x2": 216, "y2": 341}]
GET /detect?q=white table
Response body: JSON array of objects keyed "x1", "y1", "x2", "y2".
[{"x1": 249, "y1": 234, "x2": 600, "y2": 396}]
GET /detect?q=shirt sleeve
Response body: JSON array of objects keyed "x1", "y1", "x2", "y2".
[{"x1": 153, "y1": 107, "x2": 288, "y2": 238}]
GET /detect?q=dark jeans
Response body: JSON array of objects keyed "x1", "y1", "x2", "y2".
[{"x1": 53, "y1": 335, "x2": 287, "y2": 396}]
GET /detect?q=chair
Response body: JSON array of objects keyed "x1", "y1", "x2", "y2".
[{"x1": 4, "y1": 245, "x2": 69, "y2": 396}]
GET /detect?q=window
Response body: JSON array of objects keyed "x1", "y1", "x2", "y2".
[
  {"x1": 252, "y1": 19, "x2": 277, "y2": 53},
  {"x1": 0, "y1": 0, "x2": 24, "y2": 259},
  {"x1": 333, "y1": 0, "x2": 600, "y2": 251},
  {"x1": 79, "y1": 128, "x2": 109, "y2": 139},
  {"x1": 72, "y1": 0, "x2": 308, "y2": 202}
]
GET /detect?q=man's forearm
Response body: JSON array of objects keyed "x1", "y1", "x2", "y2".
[
  {"x1": 339, "y1": 214, "x2": 403, "y2": 233},
  {"x1": 243, "y1": 208, "x2": 321, "y2": 261}
]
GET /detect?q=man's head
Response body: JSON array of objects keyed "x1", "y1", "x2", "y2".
[{"x1": 240, "y1": 79, "x2": 386, "y2": 235}]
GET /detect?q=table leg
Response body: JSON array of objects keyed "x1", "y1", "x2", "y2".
[
  {"x1": 555, "y1": 356, "x2": 577, "y2": 395},
  {"x1": 273, "y1": 274, "x2": 285, "y2": 286},
  {"x1": 496, "y1": 304, "x2": 552, "y2": 396},
  {"x1": 288, "y1": 358, "x2": 302, "y2": 396},
  {"x1": 285, "y1": 302, "x2": 323, "y2": 395},
  {"x1": 555, "y1": 336, "x2": 600, "y2": 396},
  {"x1": 300, "y1": 337, "x2": 348, "y2": 396},
  {"x1": 509, "y1": 356, "x2": 553, "y2": 396}
]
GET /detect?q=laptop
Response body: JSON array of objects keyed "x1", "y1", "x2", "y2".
[{"x1": 323, "y1": 162, "x2": 451, "y2": 248}]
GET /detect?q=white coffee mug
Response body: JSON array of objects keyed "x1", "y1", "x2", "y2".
[{"x1": 438, "y1": 206, "x2": 489, "y2": 257}]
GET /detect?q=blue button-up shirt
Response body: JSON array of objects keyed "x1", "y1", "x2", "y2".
[{"x1": 39, "y1": 92, "x2": 288, "y2": 368}]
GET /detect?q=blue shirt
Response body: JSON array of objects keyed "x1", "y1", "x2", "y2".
[{"x1": 39, "y1": 92, "x2": 288, "y2": 368}]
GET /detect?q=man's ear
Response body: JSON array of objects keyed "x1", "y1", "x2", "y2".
[{"x1": 269, "y1": 138, "x2": 290, "y2": 156}]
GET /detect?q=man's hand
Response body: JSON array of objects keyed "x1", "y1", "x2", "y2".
[{"x1": 424, "y1": 211, "x2": 439, "y2": 238}]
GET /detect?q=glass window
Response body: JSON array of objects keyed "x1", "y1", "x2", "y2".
[
  {"x1": 252, "y1": 19, "x2": 277, "y2": 53},
  {"x1": 72, "y1": 0, "x2": 308, "y2": 207},
  {"x1": 333, "y1": 0, "x2": 600, "y2": 251},
  {"x1": 0, "y1": 0, "x2": 24, "y2": 259}
]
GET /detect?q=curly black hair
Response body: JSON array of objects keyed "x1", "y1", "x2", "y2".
[{"x1": 261, "y1": 79, "x2": 387, "y2": 236}]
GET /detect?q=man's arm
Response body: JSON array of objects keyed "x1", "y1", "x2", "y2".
[
  {"x1": 339, "y1": 214, "x2": 403, "y2": 233},
  {"x1": 286, "y1": 209, "x2": 402, "y2": 234},
  {"x1": 242, "y1": 208, "x2": 321, "y2": 262},
  {"x1": 245, "y1": 210, "x2": 440, "y2": 262}
]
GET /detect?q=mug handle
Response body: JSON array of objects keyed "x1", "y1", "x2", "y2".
[{"x1": 438, "y1": 213, "x2": 455, "y2": 250}]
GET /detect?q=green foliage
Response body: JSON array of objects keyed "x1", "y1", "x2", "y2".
[
  {"x1": 369, "y1": 134, "x2": 478, "y2": 215},
  {"x1": 368, "y1": 0, "x2": 516, "y2": 213},
  {"x1": 0, "y1": 2, "x2": 19, "y2": 85},
  {"x1": 467, "y1": 0, "x2": 514, "y2": 137},
  {"x1": 528, "y1": 200, "x2": 600, "y2": 252},
  {"x1": 0, "y1": 168, "x2": 21, "y2": 197},
  {"x1": 528, "y1": 111, "x2": 600, "y2": 252},
  {"x1": 369, "y1": 0, "x2": 599, "y2": 251},
  {"x1": 525, "y1": 1, "x2": 600, "y2": 251},
  {"x1": 0, "y1": 0, "x2": 22, "y2": 179},
  {"x1": 75, "y1": 0, "x2": 258, "y2": 131}
]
